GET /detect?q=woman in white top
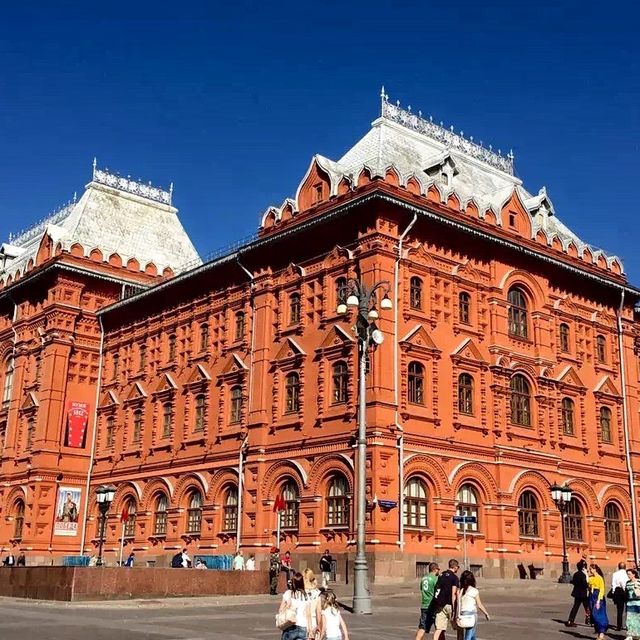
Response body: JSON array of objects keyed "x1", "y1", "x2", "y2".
[
  {"x1": 456, "y1": 570, "x2": 489, "y2": 640},
  {"x1": 304, "y1": 568, "x2": 322, "y2": 637},
  {"x1": 319, "y1": 591, "x2": 349, "y2": 640},
  {"x1": 279, "y1": 572, "x2": 312, "y2": 640}
]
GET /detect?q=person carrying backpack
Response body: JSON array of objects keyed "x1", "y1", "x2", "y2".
[
  {"x1": 432, "y1": 559, "x2": 460, "y2": 640},
  {"x1": 171, "y1": 551, "x2": 183, "y2": 568}
]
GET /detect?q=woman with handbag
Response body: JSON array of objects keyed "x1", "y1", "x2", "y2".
[
  {"x1": 277, "y1": 572, "x2": 313, "y2": 640},
  {"x1": 625, "y1": 567, "x2": 640, "y2": 640},
  {"x1": 587, "y1": 564, "x2": 609, "y2": 640},
  {"x1": 455, "y1": 570, "x2": 490, "y2": 640}
]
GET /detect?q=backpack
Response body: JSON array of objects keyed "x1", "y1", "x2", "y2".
[{"x1": 171, "y1": 552, "x2": 183, "y2": 568}]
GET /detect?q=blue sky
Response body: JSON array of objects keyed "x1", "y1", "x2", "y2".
[{"x1": 1, "y1": 1, "x2": 638, "y2": 280}]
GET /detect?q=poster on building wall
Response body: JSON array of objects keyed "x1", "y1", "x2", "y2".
[
  {"x1": 64, "y1": 401, "x2": 89, "y2": 448},
  {"x1": 54, "y1": 486, "x2": 81, "y2": 536}
]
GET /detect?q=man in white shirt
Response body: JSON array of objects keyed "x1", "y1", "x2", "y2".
[
  {"x1": 232, "y1": 551, "x2": 245, "y2": 570},
  {"x1": 612, "y1": 561, "x2": 628, "y2": 631},
  {"x1": 181, "y1": 548, "x2": 191, "y2": 568}
]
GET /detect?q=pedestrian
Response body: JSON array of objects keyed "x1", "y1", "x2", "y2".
[
  {"x1": 319, "y1": 590, "x2": 349, "y2": 640},
  {"x1": 415, "y1": 562, "x2": 439, "y2": 640},
  {"x1": 233, "y1": 550, "x2": 245, "y2": 570},
  {"x1": 3, "y1": 553, "x2": 15, "y2": 567},
  {"x1": 181, "y1": 548, "x2": 191, "y2": 568},
  {"x1": 16, "y1": 552, "x2": 25, "y2": 567},
  {"x1": 246, "y1": 554, "x2": 256, "y2": 571},
  {"x1": 432, "y1": 558, "x2": 460, "y2": 640},
  {"x1": 124, "y1": 551, "x2": 135, "y2": 567},
  {"x1": 625, "y1": 567, "x2": 640, "y2": 640},
  {"x1": 282, "y1": 550, "x2": 293, "y2": 586},
  {"x1": 566, "y1": 560, "x2": 590, "y2": 627},
  {"x1": 278, "y1": 571, "x2": 311, "y2": 640},
  {"x1": 319, "y1": 549, "x2": 333, "y2": 589},
  {"x1": 612, "y1": 561, "x2": 628, "y2": 631},
  {"x1": 588, "y1": 563, "x2": 609, "y2": 640},
  {"x1": 270, "y1": 547, "x2": 281, "y2": 595},
  {"x1": 195, "y1": 559, "x2": 207, "y2": 570},
  {"x1": 456, "y1": 570, "x2": 490, "y2": 640},
  {"x1": 304, "y1": 568, "x2": 321, "y2": 638}
]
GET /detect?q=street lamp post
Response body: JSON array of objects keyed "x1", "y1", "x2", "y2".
[
  {"x1": 95, "y1": 485, "x2": 116, "y2": 567},
  {"x1": 550, "y1": 482, "x2": 573, "y2": 584},
  {"x1": 337, "y1": 278, "x2": 392, "y2": 615}
]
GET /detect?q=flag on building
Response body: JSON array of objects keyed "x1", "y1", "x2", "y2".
[{"x1": 273, "y1": 495, "x2": 286, "y2": 512}]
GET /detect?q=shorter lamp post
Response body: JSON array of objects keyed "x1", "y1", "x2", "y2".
[
  {"x1": 337, "y1": 277, "x2": 392, "y2": 615},
  {"x1": 95, "y1": 485, "x2": 116, "y2": 567},
  {"x1": 550, "y1": 482, "x2": 573, "y2": 584}
]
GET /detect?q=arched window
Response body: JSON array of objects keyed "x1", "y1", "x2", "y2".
[
  {"x1": 410, "y1": 277, "x2": 423, "y2": 310},
  {"x1": 2, "y1": 357, "x2": 14, "y2": 408},
  {"x1": 518, "y1": 491, "x2": 539, "y2": 537},
  {"x1": 332, "y1": 361, "x2": 348, "y2": 404},
  {"x1": 230, "y1": 386, "x2": 242, "y2": 423},
  {"x1": 222, "y1": 485, "x2": 238, "y2": 532},
  {"x1": 13, "y1": 500, "x2": 25, "y2": 540},
  {"x1": 106, "y1": 416, "x2": 115, "y2": 448},
  {"x1": 335, "y1": 277, "x2": 347, "y2": 306},
  {"x1": 561, "y1": 398, "x2": 575, "y2": 436},
  {"x1": 235, "y1": 312, "x2": 246, "y2": 341},
  {"x1": 279, "y1": 480, "x2": 299, "y2": 529},
  {"x1": 456, "y1": 484, "x2": 479, "y2": 532},
  {"x1": 459, "y1": 292, "x2": 471, "y2": 324},
  {"x1": 168, "y1": 334, "x2": 176, "y2": 361},
  {"x1": 0, "y1": 421, "x2": 6, "y2": 451},
  {"x1": 194, "y1": 394, "x2": 206, "y2": 432},
  {"x1": 403, "y1": 477, "x2": 428, "y2": 528},
  {"x1": 604, "y1": 502, "x2": 622, "y2": 546},
  {"x1": 559, "y1": 323, "x2": 570, "y2": 353},
  {"x1": 326, "y1": 474, "x2": 350, "y2": 527},
  {"x1": 510, "y1": 374, "x2": 531, "y2": 426},
  {"x1": 153, "y1": 494, "x2": 168, "y2": 536},
  {"x1": 112, "y1": 353, "x2": 119, "y2": 381},
  {"x1": 133, "y1": 409, "x2": 143, "y2": 443},
  {"x1": 162, "y1": 403, "x2": 173, "y2": 438},
  {"x1": 600, "y1": 406, "x2": 612, "y2": 443},
  {"x1": 187, "y1": 490, "x2": 203, "y2": 534},
  {"x1": 26, "y1": 418, "x2": 35, "y2": 450},
  {"x1": 123, "y1": 498, "x2": 136, "y2": 538},
  {"x1": 200, "y1": 323, "x2": 209, "y2": 352},
  {"x1": 565, "y1": 498, "x2": 584, "y2": 541},
  {"x1": 408, "y1": 362, "x2": 425, "y2": 405},
  {"x1": 596, "y1": 334, "x2": 607, "y2": 363},
  {"x1": 289, "y1": 293, "x2": 301, "y2": 324},
  {"x1": 508, "y1": 287, "x2": 528, "y2": 338},
  {"x1": 285, "y1": 372, "x2": 300, "y2": 413},
  {"x1": 458, "y1": 373, "x2": 474, "y2": 415},
  {"x1": 139, "y1": 344, "x2": 147, "y2": 371}
]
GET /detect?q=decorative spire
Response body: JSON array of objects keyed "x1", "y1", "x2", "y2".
[{"x1": 380, "y1": 92, "x2": 515, "y2": 175}]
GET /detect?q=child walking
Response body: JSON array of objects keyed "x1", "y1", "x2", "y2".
[{"x1": 319, "y1": 591, "x2": 349, "y2": 640}]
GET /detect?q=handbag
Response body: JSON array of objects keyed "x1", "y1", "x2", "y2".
[
  {"x1": 456, "y1": 611, "x2": 477, "y2": 629},
  {"x1": 275, "y1": 605, "x2": 297, "y2": 631}
]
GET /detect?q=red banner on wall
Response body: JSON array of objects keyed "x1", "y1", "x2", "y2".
[{"x1": 64, "y1": 401, "x2": 89, "y2": 448}]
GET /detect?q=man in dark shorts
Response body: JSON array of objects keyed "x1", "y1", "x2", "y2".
[
  {"x1": 416, "y1": 562, "x2": 440, "y2": 640},
  {"x1": 433, "y1": 558, "x2": 460, "y2": 640}
]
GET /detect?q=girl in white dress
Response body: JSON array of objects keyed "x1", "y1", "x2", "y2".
[
  {"x1": 319, "y1": 591, "x2": 349, "y2": 640},
  {"x1": 456, "y1": 570, "x2": 490, "y2": 640}
]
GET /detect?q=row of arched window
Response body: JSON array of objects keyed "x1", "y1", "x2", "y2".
[
  {"x1": 407, "y1": 365, "x2": 615, "y2": 440},
  {"x1": 402, "y1": 479, "x2": 625, "y2": 546}
]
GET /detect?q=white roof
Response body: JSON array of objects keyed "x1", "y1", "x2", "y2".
[{"x1": 1, "y1": 169, "x2": 200, "y2": 285}]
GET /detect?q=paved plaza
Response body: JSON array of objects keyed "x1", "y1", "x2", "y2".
[{"x1": 0, "y1": 580, "x2": 631, "y2": 640}]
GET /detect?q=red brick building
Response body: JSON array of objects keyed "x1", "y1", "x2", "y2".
[{"x1": 1, "y1": 94, "x2": 640, "y2": 579}]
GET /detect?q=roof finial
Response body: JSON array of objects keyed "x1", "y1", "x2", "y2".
[
  {"x1": 507, "y1": 149, "x2": 514, "y2": 161},
  {"x1": 92, "y1": 157, "x2": 97, "y2": 179},
  {"x1": 169, "y1": 182, "x2": 174, "y2": 200},
  {"x1": 73, "y1": 191, "x2": 77, "y2": 203}
]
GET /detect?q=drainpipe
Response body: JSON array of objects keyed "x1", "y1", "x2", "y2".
[
  {"x1": 80, "y1": 314, "x2": 105, "y2": 553},
  {"x1": 6, "y1": 295, "x2": 18, "y2": 439},
  {"x1": 236, "y1": 258, "x2": 255, "y2": 551},
  {"x1": 617, "y1": 288, "x2": 639, "y2": 565},
  {"x1": 394, "y1": 213, "x2": 417, "y2": 551}
]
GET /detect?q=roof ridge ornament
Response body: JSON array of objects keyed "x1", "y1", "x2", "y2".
[
  {"x1": 380, "y1": 91, "x2": 515, "y2": 176},
  {"x1": 91, "y1": 159, "x2": 173, "y2": 205}
]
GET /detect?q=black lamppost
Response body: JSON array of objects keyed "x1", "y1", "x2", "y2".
[
  {"x1": 337, "y1": 278, "x2": 392, "y2": 615},
  {"x1": 95, "y1": 485, "x2": 116, "y2": 567},
  {"x1": 550, "y1": 482, "x2": 573, "y2": 584}
]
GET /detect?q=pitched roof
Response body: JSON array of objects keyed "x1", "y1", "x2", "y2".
[{"x1": 0, "y1": 166, "x2": 200, "y2": 285}]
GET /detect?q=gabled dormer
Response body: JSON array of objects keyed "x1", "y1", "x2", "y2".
[{"x1": 423, "y1": 152, "x2": 459, "y2": 188}]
